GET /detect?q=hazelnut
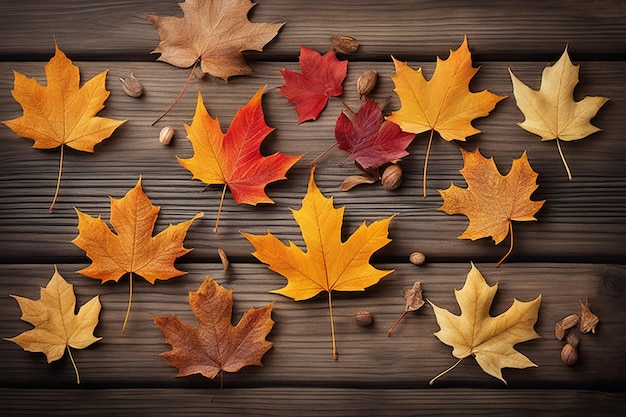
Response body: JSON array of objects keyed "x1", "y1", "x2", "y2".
[
  {"x1": 120, "y1": 72, "x2": 143, "y2": 97},
  {"x1": 159, "y1": 126, "x2": 175, "y2": 145},
  {"x1": 357, "y1": 70, "x2": 377, "y2": 99},
  {"x1": 561, "y1": 343, "x2": 578, "y2": 366},
  {"x1": 330, "y1": 35, "x2": 359, "y2": 55},
  {"x1": 354, "y1": 311, "x2": 373, "y2": 327},
  {"x1": 381, "y1": 164, "x2": 402, "y2": 190},
  {"x1": 409, "y1": 251, "x2": 426, "y2": 266}
]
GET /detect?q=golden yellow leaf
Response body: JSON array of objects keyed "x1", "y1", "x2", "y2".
[
  {"x1": 509, "y1": 47, "x2": 609, "y2": 180},
  {"x1": 387, "y1": 35, "x2": 505, "y2": 196},
  {"x1": 5, "y1": 266, "x2": 102, "y2": 384},
  {"x1": 242, "y1": 167, "x2": 394, "y2": 359},
  {"x1": 1, "y1": 41, "x2": 126, "y2": 211},
  {"x1": 429, "y1": 263, "x2": 541, "y2": 384}
]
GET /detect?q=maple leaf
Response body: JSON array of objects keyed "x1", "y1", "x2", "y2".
[
  {"x1": 242, "y1": 167, "x2": 394, "y2": 359},
  {"x1": 438, "y1": 148, "x2": 545, "y2": 266},
  {"x1": 279, "y1": 45, "x2": 348, "y2": 123},
  {"x1": 509, "y1": 47, "x2": 609, "y2": 180},
  {"x1": 72, "y1": 177, "x2": 203, "y2": 332},
  {"x1": 5, "y1": 266, "x2": 102, "y2": 384},
  {"x1": 387, "y1": 36, "x2": 505, "y2": 197},
  {"x1": 334, "y1": 98, "x2": 416, "y2": 169},
  {"x1": 1, "y1": 41, "x2": 126, "y2": 211},
  {"x1": 178, "y1": 85, "x2": 302, "y2": 232},
  {"x1": 428, "y1": 263, "x2": 541, "y2": 384},
  {"x1": 154, "y1": 276, "x2": 274, "y2": 390}
]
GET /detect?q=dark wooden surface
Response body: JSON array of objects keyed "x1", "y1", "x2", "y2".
[{"x1": 1, "y1": 1, "x2": 625, "y2": 416}]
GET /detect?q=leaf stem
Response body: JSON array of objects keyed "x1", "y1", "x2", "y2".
[
  {"x1": 308, "y1": 143, "x2": 337, "y2": 167},
  {"x1": 214, "y1": 184, "x2": 227, "y2": 234},
  {"x1": 429, "y1": 357, "x2": 463, "y2": 385},
  {"x1": 49, "y1": 145, "x2": 65, "y2": 212},
  {"x1": 387, "y1": 310, "x2": 408, "y2": 337},
  {"x1": 423, "y1": 129, "x2": 435, "y2": 198},
  {"x1": 67, "y1": 345, "x2": 80, "y2": 384},
  {"x1": 122, "y1": 272, "x2": 133, "y2": 333},
  {"x1": 556, "y1": 138, "x2": 573, "y2": 180},
  {"x1": 496, "y1": 221, "x2": 514, "y2": 268},
  {"x1": 211, "y1": 371, "x2": 224, "y2": 402},
  {"x1": 151, "y1": 60, "x2": 199, "y2": 126},
  {"x1": 328, "y1": 291, "x2": 338, "y2": 360}
]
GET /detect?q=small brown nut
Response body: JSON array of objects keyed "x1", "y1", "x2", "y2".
[
  {"x1": 159, "y1": 126, "x2": 175, "y2": 145},
  {"x1": 330, "y1": 35, "x2": 359, "y2": 55},
  {"x1": 561, "y1": 343, "x2": 578, "y2": 366},
  {"x1": 354, "y1": 311, "x2": 373, "y2": 327},
  {"x1": 120, "y1": 72, "x2": 143, "y2": 97},
  {"x1": 566, "y1": 332, "x2": 580, "y2": 349},
  {"x1": 579, "y1": 299, "x2": 599, "y2": 334},
  {"x1": 555, "y1": 313, "x2": 580, "y2": 340},
  {"x1": 409, "y1": 251, "x2": 426, "y2": 266},
  {"x1": 381, "y1": 164, "x2": 402, "y2": 190},
  {"x1": 357, "y1": 70, "x2": 377, "y2": 99}
]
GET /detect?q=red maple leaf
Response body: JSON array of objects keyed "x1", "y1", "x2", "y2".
[
  {"x1": 279, "y1": 45, "x2": 347, "y2": 123},
  {"x1": 335, "y1": 99, "x2": 416, "y2": 169}
]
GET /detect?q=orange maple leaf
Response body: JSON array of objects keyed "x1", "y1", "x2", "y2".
[
  {"x1": 2, "y1": 41, "x2": 126, "y2": 211},
  {"x1": 72, "y1": 177, "x2": 203, "y2": 332},
  {"x1": 178, "y1": 85, "x2": 303, "y2": 232},
  {"x1": 242, "y1": 167, "x2": 394, "y2": 359},
  {"x1": 438, "y1": 148, "x2": 545, "y2": 266},
  {"x1": 387, "y1": 36, "x2": 505, "y2": 197},
  {"x1": 154, "y1": 276, "x2": 274, "y2": 391}
]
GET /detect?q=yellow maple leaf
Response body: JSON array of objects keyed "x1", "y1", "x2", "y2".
[
  {"x1": 439, "y1": 148, "x2": 545, "y2": 266},
  {"x1": 509, "y1": 47, "x2": 609, "y2": 180},
  {"x1": 428, "y1": 263, "x2": 541, "y2": 384},
  {"x1": 5, "y1": 266, "x2": 102, "y2": 384},
  {"x1": 242, "y1": 167, "x2": 394, "y2": 359},
  {"x1": 1, "y1": 41, "x2": 126, "y2": 211},
  {"x1": 72, "y1": 177, "x2": 203, "y2": 332},
  {"x1": 387, "y1": 35, "x2": 505, "y2": 197}
]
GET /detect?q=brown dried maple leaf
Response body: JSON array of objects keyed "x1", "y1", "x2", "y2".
[
  {"x1": 439, "y1": 148, "x2": 545, "y2": 266},
  {"x1": 154, "y1": 276, "x2": 274, "y2": 388}
]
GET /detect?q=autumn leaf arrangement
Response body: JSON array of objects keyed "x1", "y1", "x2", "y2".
[{"x1": 2, "y1": 0, "x2": 608, "y2": 387}]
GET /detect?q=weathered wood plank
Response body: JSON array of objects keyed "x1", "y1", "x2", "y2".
[
  {"x1": 0, "y1": 0, "x2": 624, "y2": 61},
  {"x1": 1, "y1": 61, "x2": 624, "y2": 263},
  {"x1": 1, "y1": 263, "x2": 624, "y2": 388},
  {"x1": 1, "y1": 387, "x2": 625, "y2": 416}
]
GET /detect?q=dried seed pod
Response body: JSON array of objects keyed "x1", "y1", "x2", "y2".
[
  {"x1": 120, "y1": 72, "x2": 143, "y2": 97},
  {"x1": 357, "y1": 70, "x2": 377, "y2": 99},
  {"x1": 555, "y1": 313, "x2": 580, "y2": 340},
  {"x1": 354, "y1": 310, "x2": 373, "y2": 327},
  {"x1": 579, "y1": 300, "x2": 599, "y2": 334},
  {"x1": 566, "y1": 332, "x2": 580, "y2": 349},
  {"x1": 330, "y1": 35, "x2": 359, "y2": 55},
  {"x1": 340, "y1": 174, "x2": 378, "y2": 191},
  {"x1": 159, "y1": 126, "x2": 175, "y2": 145},
  {"x1": 381, "y1": 164, "x2": 402, "y2": 190},
  {"x1": 409, "y1": 251, "x2": 426, "y2": 266},
  {"x1": 217, "y1": 248, "x2": 229, "y2": 272},
  {"x1": 561, "y1": 343, "x2": 578, "y2": 366}
]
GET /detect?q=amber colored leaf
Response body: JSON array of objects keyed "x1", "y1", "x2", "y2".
[
  {"x1": 387, "y1": 36, "x2": 505, "y2": 196},
  {"x1": 242, "y1": 167, "x2": 394, "y2": 359},
  {"x1": 1, "y1": 41, "x2": 126, "y2": 211},
  {"x1": 438, "y1": 148, "x2": 545, "y2": 266},
  {"x1": 335, "y1": 98, "x2": 415, "y2": 169},
  {"x1": 149, "y1": 0, "x2": 283, "y2": 81},
  {"x1": 429, "y1": 263, "x2": 541, "y2": 384},
  {"x1": 509, "y1": 47, "x2": 609, "y2": 180},
  {"x1": 5, "y1": 266, "x2": 102, "y2": 384},
  {"x1": 154, "y1": 276, "x2": 274, "y2": 385},
  {"x1": 178, "y1": 85, "x2": 302, "y2": 232},
  {"x1": 279, "y1": 45, "x2": 348, "y2": 123},
  {"x1": 72, "y1": 177, "x2": 203, "y2": 332}
]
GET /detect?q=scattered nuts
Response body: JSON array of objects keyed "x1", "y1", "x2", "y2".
[
  {"x1": 555, "y1": 313, "x2": 580, "y2": 340},
  {"x1": 561, "y1": 343, "x2": 578, "y2": 366},
  {"x1": 354, "y1": 310, "x2": 374, "y2": 327},
  {"x1": 120, "y1": 72, "x2": 143, "y2": 97},
  {"x1": 409, "y1": 251, "x2": 426, "y2": 266},
  {"x1": 357, "y1": 70, "x2": 377, "y2": 99},
  {"x1": 330, "y1": 35, "x2": 359, "y2": 55},
  {"x1": 381, "y1": 163, "x2": 402, "y2": 190},
  {"x1": 159, "y1": 126, "x2": 175, "y2": 145},
  {"x1": 579, "y1": 299, "x2": 599, "y2": 334}
]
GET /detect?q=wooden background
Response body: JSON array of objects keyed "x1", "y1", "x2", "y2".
[{"x1": 1, "y1": 0, "x2": 625, "y2": 415}]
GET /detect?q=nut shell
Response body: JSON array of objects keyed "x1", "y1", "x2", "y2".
[
  {"x1": 357, "y1": 70, "x2": 378, "y2": 99},
  {"x1": 330, "y1": 35, "x2": 359, "y2": 55},
  {"x1": 159, "y1": 126, "x2": 175, "y2": 145},
  {"x1": 561, "y1": 343, "x2": 578, "y2": 366},
  {"x1": 354, "y1": 311, "x2": 374, "y2": 327},
  {"x1": 381, "y1": 164, "x2": 402, "y2": 190},
  {"x1": 409, "y1": 251, "x2": 426, "y2": 265},
  {"x1": 120, "y1": 72, "x2": 143, "y2": 97}
]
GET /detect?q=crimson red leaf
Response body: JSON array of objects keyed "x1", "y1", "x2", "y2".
[
  {"x1": 335, "y1": 99, "x2": 415, "y2": 169},
  {"x1": 279, "y1": 45, "x2": 347, "y2": 123}
]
